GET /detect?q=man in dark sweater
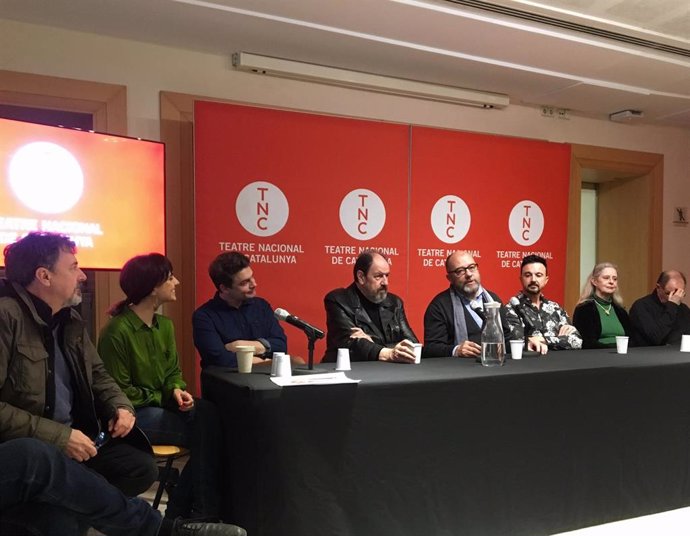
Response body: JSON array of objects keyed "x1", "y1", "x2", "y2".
[
  {"x1": 630, "y1": 270, "x2": 690, "y2": 346},
  {"x1": 193, "y1": 251, "x2": 287, "y2": 368},
  {"x1": 423, "y1": 251, "x2": 507, "y2": 358}
]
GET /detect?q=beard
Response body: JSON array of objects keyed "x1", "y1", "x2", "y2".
[
  {"x1": 371, "y1": 288, "x2": 388, "y2": 304},
  {"x1": 524, "y1": 284, "x2": 541, "y2": 296},
  {"x1": 66, "y1": 289, "x2": 82, "y2": 307},
  {"x1": 459, "y1": 280, "x2": 480, "y2": 298},
  {"x1": 455, "y1": 279, "x2": 480, "y2": 300},
  {"x1": 363, "y1": 286, "x2": 388, "y2": 304}
]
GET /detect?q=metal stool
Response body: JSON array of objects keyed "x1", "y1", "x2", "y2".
[{"x1": 151, "y1": 445, "x2": 190, "y2": 509}]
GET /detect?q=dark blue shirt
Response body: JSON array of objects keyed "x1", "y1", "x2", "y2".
[{"x1": 192, "y1": 293, "x2": 287, "y2": 368}]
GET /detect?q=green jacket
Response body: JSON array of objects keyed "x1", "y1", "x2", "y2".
[
  {"x1": 0, "y1": 280, "x2": 134, "y2": 450},
  {"x1": 98, "y1": 308, "x2": 186, "y2": 408}
]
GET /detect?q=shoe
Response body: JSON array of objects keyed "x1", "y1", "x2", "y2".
[{"x1": 170, "y1": 518, "x2": 247, "y2": 536}]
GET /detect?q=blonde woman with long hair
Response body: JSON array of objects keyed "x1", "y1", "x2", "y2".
[{"x1": 572, "y1": 262, "x2": 633, "y2": 349}]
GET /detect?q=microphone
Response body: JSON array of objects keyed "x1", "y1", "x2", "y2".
[
  {"x1": 509, "y1": 296, "x2": 535, "y2": 331},
  {"x1": 470, "y1": 300, "x2": 486, "y2": 322},
  {"x1": 274, "y1": 308, "x2": 325, "y2": 339}
]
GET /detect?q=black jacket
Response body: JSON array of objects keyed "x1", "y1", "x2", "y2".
[
  {"x1": 629, "y1": 292, "x2": 690, "y2": 347},
  {"x1": 572, "y1": 299, "x2": 632, "y2": 349},
  {"x1": 323, "y1": 283, "x2": 417, "y2": 362}
]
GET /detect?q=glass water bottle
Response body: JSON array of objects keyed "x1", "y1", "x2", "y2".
[{"x1": 481, "y1": 302, "x2": 505, "y2": 367}]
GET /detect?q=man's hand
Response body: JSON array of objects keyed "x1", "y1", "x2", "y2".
[
  {"x1": 558, "y1": 325, "x2": 577, "y2": 337},
  {"x1": 454, "y1": 340, "x2": 481, "y2": 358},
  {"x1": 65, "y1": 429, "x2": 97, "y2": 462},
  {"x1": 108, "y1": 407, "x2": 135, "y2": 438},
  {"x1": 349, "y1": 327, "x2": 374, "y2": 342},
  {"x1": 225, "y1": 340, "x2": 267, "y2": 356},
  {"x1": 379, "y1": 339, "x2": 416, "y2": 363},
  {"x1": 527, "y1": 336, "x2": 548, "y2": 355},
  {"x1": 669, "y1": 287, "x2": 686, "y2": 305},
  {"x1": 173, "y1": 388, "x2": 195, "y2": 412}
]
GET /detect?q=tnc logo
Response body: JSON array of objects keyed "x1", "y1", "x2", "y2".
[
  {"x1": 431, "y1": 195, "x2": 471, "y2": 244},
  {"x1": 509, "y1": 200, "x2": 544, "y2": 246},
  {"x1": 235, "y1": 181, "x2": 289, "y2": 237},
  {"x1": 339, "y1": 189, "x2": 386, "y2": 241}
]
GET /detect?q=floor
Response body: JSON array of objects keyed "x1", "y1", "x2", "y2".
[
  {"x1": 145, "y1": 489, "x2": 690, "y2": 536},
  {"x1": 553, "y1": 507, "x2": 690, "y2": 535}
]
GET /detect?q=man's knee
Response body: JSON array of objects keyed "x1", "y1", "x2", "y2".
[
  {"x1": 85, "y1": 441, "x2": 158, "y2": 497},
  {"x1": 118, "y1": 450, "x2": 158, "y2": 497},
  {"x1": 2, "y1": 437, "x2": 58, "y2": 459},
  {"x1": 1, "y1": 438, "x2": 64, "y2": 476}
]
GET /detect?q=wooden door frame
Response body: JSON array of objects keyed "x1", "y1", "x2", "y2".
[
  {"x1": 0, "y1": 69, "x2": 127, "y2": 336},
  {"x1": 160, "y1": 91, "x2": 244, "y2": 392},
  {"x1": 565, "y1": 144, "x2": 663, "y2": 314},
  {"x1": 161, "y1": 91, "x2": 198, "y2": 390}
]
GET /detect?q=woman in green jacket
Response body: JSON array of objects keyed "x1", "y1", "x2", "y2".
[{"x1": 98, "y1": 253, "x2": 221, "y2": 520}]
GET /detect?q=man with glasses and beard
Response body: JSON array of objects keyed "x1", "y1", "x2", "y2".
[
  {"x1": 323, "y1": 250, "x2": 418, "y2": 363},
  {"x1": 424, "y1": 250, "x2": 510, "y2": 358},
  {"x1": 505, "y1": 254, "x2": 582, "y2": 354}
]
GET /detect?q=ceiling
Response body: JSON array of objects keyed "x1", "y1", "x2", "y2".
[{"x1": 2, "y1": 0, "x2": 690, "y2": 128}]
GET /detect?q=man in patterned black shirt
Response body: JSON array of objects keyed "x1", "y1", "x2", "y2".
[{"x1": 505, "y1": 254, "x2": 582, "y2": 354}]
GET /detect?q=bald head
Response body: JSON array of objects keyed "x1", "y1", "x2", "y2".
[
  {"x1": 445, "y1": 251, "x2": 481, "y2": 298},
  {"x1": 656, "y1": 269, "x2": 687, "y2": 304}
]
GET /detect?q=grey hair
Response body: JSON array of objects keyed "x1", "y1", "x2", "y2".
[{"x1": 577, "y1": 262, "x2": 624, "y2": 306}]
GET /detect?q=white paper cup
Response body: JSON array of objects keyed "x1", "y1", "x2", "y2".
[
  {"x1": 336, "y1": 348, "x2": 351, "y2": 371},
  {"x1": 412, "y1": 343, "x2": 423, "y2": 364},
  {"x1": 271, "y1": 352, "x2": 285, "y2": 376},
  {"x1": 510, "y1": 340, "x2": 524, "y2": 360},
  {"x1": 615, "y1": 336, "x2": 629, "y2": 355},
  {"x1": 276, "y1": 354, "x2": 292, "y2": 377},
  {"x1": 235, "y1": 345, "x2": 255, "y2": 373},
  {"x1": 681, "y1": 334, "x2": 690, "y2": 352}
]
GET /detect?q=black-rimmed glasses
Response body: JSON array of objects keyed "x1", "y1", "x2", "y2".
[{"x1": 448, "y1": 263, "x2": 479, "y2": 277}]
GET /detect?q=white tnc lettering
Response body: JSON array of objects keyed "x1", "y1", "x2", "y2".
[
  {"x1": 357, "y1": 194, "x2": 369, "y2": 235},
  {"x1": 256, "y1": 187, "x2": 269, "y2": 230}
]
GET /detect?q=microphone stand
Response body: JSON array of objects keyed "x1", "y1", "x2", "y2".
[{"x1": 292, "y1": 326, "x2": 325, "y2": 375}]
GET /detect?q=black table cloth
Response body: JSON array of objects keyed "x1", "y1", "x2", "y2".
[{"x1": 202, "y1": 347, "x2": 690, "y2": 536}]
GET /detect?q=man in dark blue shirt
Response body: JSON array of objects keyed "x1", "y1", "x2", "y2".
[{"x1": 193, "y1": 252, "x2": 287, "y2": 368}]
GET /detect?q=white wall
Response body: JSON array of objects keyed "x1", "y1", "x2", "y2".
[{"x1": 2, "y1": 18, "x2": 689, "y2": 273}]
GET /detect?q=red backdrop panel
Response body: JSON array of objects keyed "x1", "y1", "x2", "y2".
[
  {"x1": 407, "y1": 126, "x2": 571, "y2": 337},
  {"x1": 194, "y1": 101, "x2": 409, "y2": 363}
]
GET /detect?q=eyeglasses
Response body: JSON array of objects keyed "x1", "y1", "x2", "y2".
[{"x1": 448, "y1": 263, "x2": 479, "y2": 277}]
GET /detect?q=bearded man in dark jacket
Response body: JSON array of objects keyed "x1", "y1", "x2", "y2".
[{"x1": 0, "y1": 232, "x2": 156, "y2": 498}]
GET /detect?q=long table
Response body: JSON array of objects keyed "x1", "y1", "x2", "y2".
[{"x1": 201, "y1": 347, "x2": 690, "y2": 536}]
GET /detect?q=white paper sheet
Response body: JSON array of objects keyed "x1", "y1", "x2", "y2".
[{"x1": 270, "y1": 371, "x2": 360, "y2": 387}]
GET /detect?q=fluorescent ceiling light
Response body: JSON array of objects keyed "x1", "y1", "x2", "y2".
[{"x1": 232, "y1": 52, "x2": 509, "y2": 109}]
